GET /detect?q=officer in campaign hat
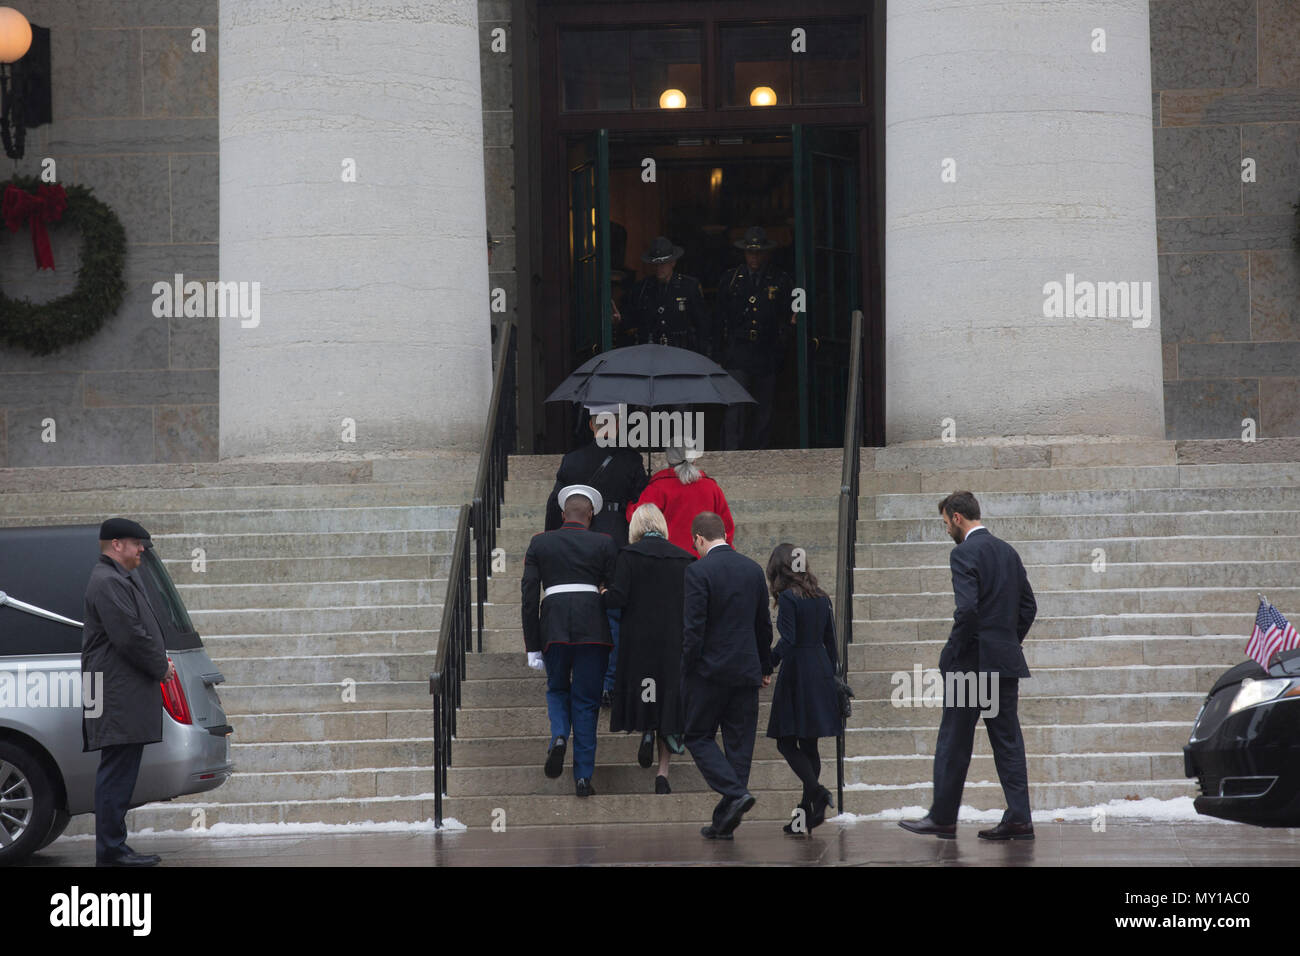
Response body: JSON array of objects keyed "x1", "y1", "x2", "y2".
[
  {"x1": 82, "y1": 517, "x2": 173, "y2": 866},
  {"x1": 545, "y1": 403, "x2": 649, "y2": 707},
  {"x1": 522, "y1": 485, "x2": 619, "y2": 796},
  {"x1": 717, "y1": 226, "x2": 795, "y2": 449},
  {"x1": 614, "y1": 236, "x2": 711, "y2": 355}
]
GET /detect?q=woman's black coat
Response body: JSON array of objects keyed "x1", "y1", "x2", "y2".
[
  {"x1": 765, "y1": 589, "x2": 843, "y2": 739},
  {"x1": 601, "y1": 535, "x2": 696, "y2": 734}
]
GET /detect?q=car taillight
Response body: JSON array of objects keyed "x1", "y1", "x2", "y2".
[{"x1": 161, "y1": 657, "x2": 192, "y2": 724}]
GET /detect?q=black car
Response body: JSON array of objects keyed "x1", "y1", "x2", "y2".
[{"x1": 1184, "y1": 649, "x2": 1300, "y2": 826}]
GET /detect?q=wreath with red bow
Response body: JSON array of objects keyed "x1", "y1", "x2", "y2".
[{"x1": 0, "y1": 176, "x2": 126, "y2": 356}]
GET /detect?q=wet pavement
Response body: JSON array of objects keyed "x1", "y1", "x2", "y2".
[{"x1": 27, "y1": 818, "x2": 1300, "y2": 866}]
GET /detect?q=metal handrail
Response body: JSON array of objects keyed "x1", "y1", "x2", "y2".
[
  {"x1": 833, "y1": 309, "x2": 865, "y2": 815},
  {"x1": 429, "y1": 320, "x2": 517, "y2": 827}
]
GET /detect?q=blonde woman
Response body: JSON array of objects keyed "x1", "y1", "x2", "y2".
[{"x1": 601, "y1": 503, "x2": 696, "y2": 792}]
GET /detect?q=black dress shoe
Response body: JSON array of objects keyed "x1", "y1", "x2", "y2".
[
  {"x1": 978, "y1": 820, "x2": 1034, "y2": 840},
  {"x1": 96, "y1": 851, "x2": 161, "y2": 867},
  {"x1": 655, "y1": 774, "x2": 671, "y2": 794},
  {"x1": 544, "y1": 737, "x2": 566, "y2": 779},
  {"x1": 700, "y1": 824, "x2": 734, "y2": 840},
  {"x1": 717, "y1": 792, "x2": 757, "y2": 836},
  {"x1": 575, "y1": 777, "x2": 595, "y2": 797},
  {"x1": 637, "y1": 732, "x2": 655, "y2": 768},
  {"x1": 784, "y1": 801, "x2": 811, "y2": 835},
  {"x1": 898, "y1": 815, "x2": 957, "y2": 839}
]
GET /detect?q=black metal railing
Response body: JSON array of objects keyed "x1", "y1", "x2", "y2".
[
  {"x1": 833, "y1": 309, "x2": 865, "y2": 814},
  {"x1": 430, "y1": 320, "x2": 517, "y2": 827}
]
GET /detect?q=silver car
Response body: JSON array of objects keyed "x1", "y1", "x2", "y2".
[{"x1": 0, "y1": 524, "x2": 233, "y2": 865}]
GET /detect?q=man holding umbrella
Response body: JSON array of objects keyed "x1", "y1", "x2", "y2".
[
  {"x1": 615, "y1": 236, "x2": 711, "y2": 356},
  {"x1": 544, "y1": 403, "x2": 648, "y2": 706},
  {"x1": 522, "y1": 485, "x2": 618, "y2": 796}
]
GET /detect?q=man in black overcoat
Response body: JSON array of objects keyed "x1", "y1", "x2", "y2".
[
  {"x1": 522, "y1": 486, "x2": 618, "y2": 796},
  {"x1": 545, "y1": 404, "x2": 648, "y2": 706},
  {"x1": 900, "y1": 491, "x2": 1038, "y2": 840},
  {"x1": 681, "y1": 511, "x2": 773, "y2": 838},
  {"x1": 82, "y1": 518, "x2": 173, "y2": 867}
]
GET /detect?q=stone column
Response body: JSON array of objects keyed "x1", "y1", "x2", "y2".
[
  {"x1": 219, "y1": 0, "x2": 491, "y2": 458},
  {"x1": 885, "y1": 0, "x2": 1165, "y2": 441}
]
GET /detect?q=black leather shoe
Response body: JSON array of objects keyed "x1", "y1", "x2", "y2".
[
  {"x1": 544, "y1": 737, "x2": 566, "y2": 779},
  {"x1": 575, "y1": 777, "x2": 595, "y2": 797},
  {"x1": 700, "y1": 824, "x2": 734, "y2": 841},
  {"x1": 637, "y1": 732, "x2": 655, "y2": 768},
  {"x1": 898, "y1": 815, "x2": 957, "y2": 839},
  {"x1": 97, "y1": 851, "x2": 161, "y2": 867},
  {"x1": 784, "y1": 801, "x2": 811, "y2": 835},
  {"x1": 978, "y1": 820, "x2": 1034, "y2": 840},
  {"x1": 717, "y1": 792, "x2": 756, "y2": 836},
  {"x1": 655, "y1": 775, "x2": 671, "y2": 794}
]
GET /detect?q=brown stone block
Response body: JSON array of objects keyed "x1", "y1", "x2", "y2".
[
  {"x1": 154, "y1": 404, "x2": 219, "y2": 463},
  {"x1": 1260, "y1": 0, "x2": 1300, "y2": 88},
  {"x1": 1251, "y1": 249, "x2": 1300, "y2": 341},
  {"x1": 1261, "y1": 377, "x2": 1300, "y2": 436}
]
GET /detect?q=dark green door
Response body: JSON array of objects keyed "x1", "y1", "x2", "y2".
[
  {"x1": 568, "y1": 129, "x2": 612, "y2": 362},
  {"x1": 793, "y1": 125, "x2": 861, "y2": 447}
]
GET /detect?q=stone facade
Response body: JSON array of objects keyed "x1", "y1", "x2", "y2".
[
  {"x1": 1153, "y1": 0, "x2": 1300, "y2": 439},
  {"x1": 0, "y1": 0, "x2": 219, "y2": 468}
]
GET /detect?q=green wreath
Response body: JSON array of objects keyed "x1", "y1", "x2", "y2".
[{"x1": 0, "y1": 176, "x2": 126, "y2": 356}]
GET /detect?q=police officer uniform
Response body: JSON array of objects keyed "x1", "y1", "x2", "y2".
[
  {"x1": 522, "y1": 485, "x2": 619, "y2": 794},
  {"x1": 621, "y1": 237, "x2": 711, "y2": 355},
  {"x1": 717, "y1": 227, "x2": 795, "y2": 449}
]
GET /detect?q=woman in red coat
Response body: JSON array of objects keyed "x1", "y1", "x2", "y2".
[{"x1": 627, "y1": 445, "x2": 735, "y2": 555}]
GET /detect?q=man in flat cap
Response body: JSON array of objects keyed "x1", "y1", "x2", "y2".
[
  {"x1": 545, "y1": 404, "x2": 648, "y2": 706},
  {"x1": 614, "y1": 236, "x2": 711, "y2": 356},
  {"x1": 717, "y1": 226, "x2": 795, "y2": 449},
  {"x1": 522, "y1": 486, "x2": 618, "y2": 796},
  {"x1": 82, "y1": 517, "x2": 173, "y2": 867}
]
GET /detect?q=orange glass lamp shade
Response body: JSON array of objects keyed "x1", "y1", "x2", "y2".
[
  {"x1": 659, "y1": 88, "x2": 687, "y2": 109},
  {"x1": 0, "y1": 6, "x2": 32, "y2": 64},
  {"x1": 749, "y1": 86, "x2": 777, "y2": 107}
]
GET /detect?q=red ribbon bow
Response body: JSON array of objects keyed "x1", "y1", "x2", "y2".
[{"x1": 3, "y1": 183, "x2": 69, "y2": 271}]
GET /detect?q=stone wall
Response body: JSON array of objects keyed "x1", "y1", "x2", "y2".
[
  {"x1": 0, "y1": 0, "x2": 219, "y2": 468},
  {"x1": 1153, "y1": 0, "x2": 1300, "y2": 439}
]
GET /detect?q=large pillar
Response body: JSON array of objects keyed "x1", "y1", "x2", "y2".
[
  {"x1": 219, "y1": 0, "x2": 491, "y2": 458},
  {"x1": 885, "y1": 0, "x2": 1165, "y2": 441}
]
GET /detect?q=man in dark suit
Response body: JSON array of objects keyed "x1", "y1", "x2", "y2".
[
  {"x1": 900, "y1": 491, "x2": 1037, "y2": 840},
  {"x1": 82, "y1": 517, "x2": 173, "y2": 867},
  {"x1": 681, "y1": 511, "x2": 773, "y2": 838},
  {"x1": 522, "y1": 485, "x2": 618, "y2": 796}
]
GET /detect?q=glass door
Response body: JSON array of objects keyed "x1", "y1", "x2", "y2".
[
  {"x1": 793, "y1": 125, "x2": 860, "y2": 447},
  {"x1": 567, "y1": 129, "x2": 612, "y2": 361}
]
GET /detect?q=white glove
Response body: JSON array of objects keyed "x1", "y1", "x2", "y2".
[{"x1": 527, "y1": 651, "x2": 545, "y2": 671}]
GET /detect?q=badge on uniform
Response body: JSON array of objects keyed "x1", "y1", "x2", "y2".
[
  {"x1": 677, "y1": 298, "x2": 686, "y2": 311},
  {"x1": 768, "y1": 286, "x2": 778, "y2": 300}
]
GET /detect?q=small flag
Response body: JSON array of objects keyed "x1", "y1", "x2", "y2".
[{"x1": 1245, "y1": 599, "x2": 1300, "y2": 669}]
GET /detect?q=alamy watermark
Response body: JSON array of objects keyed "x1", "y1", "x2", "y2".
[
  {"x1": 1042, "y1": 273, "x2": 1152, "y2": 328},
  {"x1": 890, "y1": 665, "x2": 1000, "y2": 718},
  {"x1": 593, "y1": 402, "x2": 705, "y2": 452},
  {"x1": 0, "y1": 665, "x2": 103, "y2": 718},
  {"x1": 152, "y1": 273, "x2": 261, "y2": 328}
]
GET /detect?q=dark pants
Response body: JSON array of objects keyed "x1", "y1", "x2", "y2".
[
  {"x1": 602, "y1": 608, "x2": 621, "y2": 693},
  {"x1": 929, "y1": 675, "x2": 1030, "y2": 826},
  {"x1": 544, "y1": 642, "x2": 611, "y2": 780},
  {"x1": 776, "y1": 736, "x2": 821, "y2": 801},
  {"x1": 722, "y1": 366, "x2": 776, "y2": 450},
  {"x1": 95, "y1": 742, "x2": 144, "y2": 863},
  {"x1": 683, "y1": 674, "x2": 758, "y2": 822}
]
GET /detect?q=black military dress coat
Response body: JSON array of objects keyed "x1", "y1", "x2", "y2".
[
  {"x1": 544, "y1": 441, "x2": 647, "y2": 548},
  {"x1": 81, "y1": 554, "x2": 170, "y2": 751},
  {"x1": 716, "y1": 264, "x2": 795, "y2": 374},
  {"x1": 521, "y1": 522, "x2": 619, "y2": 653},
  {"x1": 623, "y1": 273, "x2": 711, "y2": 354}
]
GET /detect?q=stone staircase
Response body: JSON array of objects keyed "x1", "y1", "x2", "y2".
[
  {"x1": 443, "y1": 439, "x2": 1300, "y2": 828},
  {"x1": 2, "y1": 437, "x2": 1296, "y2": 836},
  {"x1": 0, "y1": 456, "x2": 473, "y2": 834}
]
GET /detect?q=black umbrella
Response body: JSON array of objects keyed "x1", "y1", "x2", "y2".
[{"x1": 545, "y1": 344, "x2": 755, "y2": 407}]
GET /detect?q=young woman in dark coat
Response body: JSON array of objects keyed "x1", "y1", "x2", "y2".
[
  {"x1": 601, "y1": 503, "x2": 697, "y2": 793},
  {"x1": 765, "y1": 543, "x2": 843, "y2": 832}
]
